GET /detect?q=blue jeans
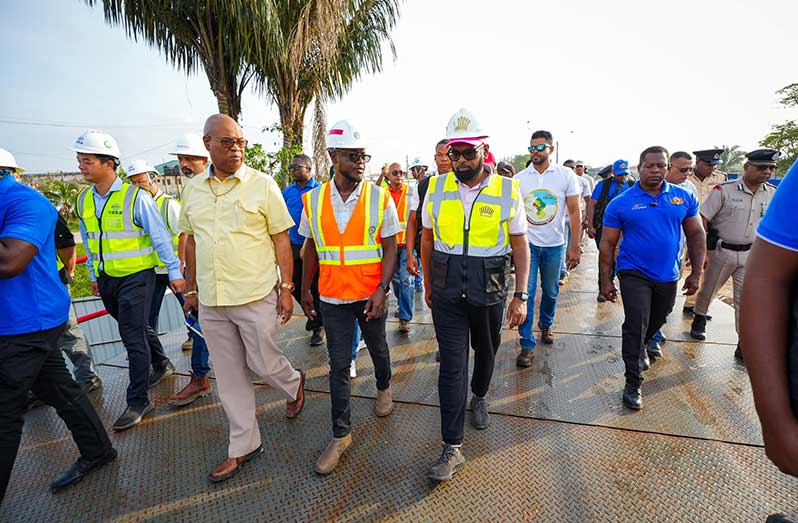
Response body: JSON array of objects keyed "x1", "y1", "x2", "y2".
[
  {"x1": 561, "y1": 222, "x2": 570, "y2": 276},
  {"x1": 191, "y1": 335, "x2": 211, "y2": 377},
  {"x1": 519, "y1": 244, "x2": 564, "y2": 351},
  {"x1": 392, "y1": 247, "x2": 414, "y2": 321},
  {"x1": 352, "y1": 320, "x2": 361, "y2": 361}
]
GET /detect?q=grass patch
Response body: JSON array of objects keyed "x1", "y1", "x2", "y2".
[{"x1": 71, "y1": 243, "x2": 93, "y2": 298}]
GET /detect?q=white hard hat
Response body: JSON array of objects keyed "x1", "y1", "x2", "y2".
[
  {"x1": 326, "y1": 120, "x2": 366, "y2": 149},
  {"x1": 73, "y1": 129, "x2": 121, "y2": 158},
  {"x1": 445, "y1": 108, "x2": 488, "y2": 145},
  {"x1": 409, "y1": 157, "x2": 428, "y2": 170},
  {"x1": 125, "y1": 159, "x2": 158, "y2": 178},
  {"x1": 0, "y1": 148, "x2": 24, "y2": 173},
  {"x1": 169, "y1": 133, "x2": 208, "y2": 157}
]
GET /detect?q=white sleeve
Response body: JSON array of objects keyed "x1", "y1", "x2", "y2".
[{"x1": 565, "y1": 171, "x2": 581, "y2": 197}]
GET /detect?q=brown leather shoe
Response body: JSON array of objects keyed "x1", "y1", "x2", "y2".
[
  {"x1": 168, "y1": 374, "x2": 212, "y2": 407},
  {"x1": 541, "y1": 327, "x2": 555, "y2": 345},
  {"x1": 286, "y1": 370, "x2": 305, "y2": 419},
  {"x1": 374, "y1": 387, "x2": 394, "y2": 417},
  {"x1": 315, "y1": 435, "x2": 352, "y2": 475},
  {"x1": 208, "y1": 445, "x2": 263, "y2": 483},
  {"x1": 181, "y1": 336, "x2": 194, "y2": 351}
]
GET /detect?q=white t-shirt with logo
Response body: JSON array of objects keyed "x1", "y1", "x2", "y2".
[{"x1": 515, "y1": 163, "x2": 581, "y2": 247}]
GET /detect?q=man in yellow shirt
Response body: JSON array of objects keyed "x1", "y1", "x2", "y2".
[{"x1": 179, "y1": 114, "x2": 305, "y2": 483}]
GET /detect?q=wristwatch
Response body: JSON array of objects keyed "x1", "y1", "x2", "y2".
[
  {"x1": 377, "y1": 281, "x2": 391, "y2": 294},
  {"x1": 279, "y1": 282, "x2": 296, "y2": 292},
  {"x1": 513, "y1": 291, "x2": 529, "y2": 301}
]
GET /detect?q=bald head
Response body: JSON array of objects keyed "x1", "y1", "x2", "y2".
[{"x1": 203, "y1": 113, "x2": 246, "y2": 178}]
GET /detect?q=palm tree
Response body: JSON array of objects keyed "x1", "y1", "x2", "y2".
[
  {"x1": 43, "y1": 181, "x2": 83, "y2": 220},
  {"x1": 715, "y1": 145, "x2": 747, "y2": 173},
  {"x1": 84, "y1": 0, "x2": 266, "y2": 120},
  {"x1": 250, "y1": 0, "x2": 401, "y2": 154}
]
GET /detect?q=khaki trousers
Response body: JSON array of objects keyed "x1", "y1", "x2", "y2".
[
  {"x1": 694, "y1": 247, "x2": 748, "y2": 333},
  {"x1": 200, "y1": 291, "x2": 301, "y2": 458}
]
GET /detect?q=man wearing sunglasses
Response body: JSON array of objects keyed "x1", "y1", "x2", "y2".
[
  {"x1": 514, "y1": 131, "x2": 582, "y2": 368},
  {"x1": 282, "y1": 154, "x2": 324, "y2": 347},
  {"x1": 299, "y1": 120, "x2": 399, "y2": 476},
  {"x1": 384, "y1": 162, "x2": 415, "y2": 333},
  {"x1": 179, "y1": 114, "x2": 306, "y2": 482},
  {"x1": 422, "y1": 109, "x2": 530, "y2": 481},
  {"x1": 684, "y1": 148, "x2": 727, "y2": 316},
  {"x1": 690, "y1": 149, "x2": 781, "y2": 360}
]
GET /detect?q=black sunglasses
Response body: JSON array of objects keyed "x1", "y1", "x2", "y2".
[
  {"x1": 674, "y1": 166, "x2": 694, "y2": 174},
  {"x1": 447, "y1": 144, "x2": 484, "y2": 161},
  {"x1": 288, "y1": 164, "x2": 310, "y2": 171},
  {"x1": 346, "y1": 152, "x2": 371, "y2": 163}
]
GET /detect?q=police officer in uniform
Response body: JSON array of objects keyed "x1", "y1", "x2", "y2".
[
  {"x1": 421, "y1": 109, "x2": 530, "y2": 481},
  {"x1": 683, "y1": 148, "x2": 727, "y2": 315},
  {"x1": 690, "y1": 149, "x2": 781, "y2": 360}
]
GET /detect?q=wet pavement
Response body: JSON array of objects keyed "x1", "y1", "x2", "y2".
[{"x1": 3, "y1": 246, "x2": 795, "y2": 522}]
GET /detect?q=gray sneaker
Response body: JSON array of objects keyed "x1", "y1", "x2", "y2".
[
  {"x1": 113, "y1": 402, "x2": 155, "y2": 431},
  {"x1": 427, "y1": 444, "x2": 465, "y2": 481},
  {"x1": 469, "y1": 396, "x2": 490, "y2": 429},
  {"x1": 149, "y1": 360, "x2": 175, "y2": 389}
]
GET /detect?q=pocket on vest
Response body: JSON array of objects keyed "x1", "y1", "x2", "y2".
[
  {"x1": 430, "y1": 250, "x2": 449, "y2": 292},
  {"x1": 483, "y1": 257, "x2": 508, "y2": 294}
]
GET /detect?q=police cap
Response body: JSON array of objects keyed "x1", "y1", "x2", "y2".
[
  {"x1": 693, "y1": 149, "x2": 724, "y2": 165},
  {"x1": 596, "y1": 164, "x2": 612, "y2": 178},
  {"x1": 745, "y1": 148, "x2": 782, "y2": 163}
]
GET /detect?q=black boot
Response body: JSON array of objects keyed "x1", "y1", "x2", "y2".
[
  {"x1": 690, "y1": 314, "x2": 707, "y2": 340},
  {"x1": 622, "y1": 383, "x2": 642, "y2": 410}
]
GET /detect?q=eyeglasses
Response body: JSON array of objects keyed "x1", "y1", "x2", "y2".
[
  {"x1": 751, "y1": 164, "x2": 776, "y2": 172},
  {"x1": 447, "y1": 144, "x2": 484, "y2": 161},
  {"x1": 0, "y1": 168, "x2": 14, "y2": 177},
  {"x1": 389, "y1": 170, "x2": 402, "y2": 175},
  {"x1": 211, "y1": 137, "x2": 248, "y2": 150},
  {"x1": 528, "y1": 144, "x2": 550, "y2": 153},
  {"x1": 345, "y1": 152, "x2": 371, "y2": 163},
  {"x1": 674, "y1": 166, "x2": 694, "y2": 174},
  {"x1": 288, "y1": 164, "x2": 309, "y2": 171}
]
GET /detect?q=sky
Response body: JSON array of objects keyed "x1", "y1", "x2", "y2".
[{"x1": 2, "y1": 0, "x2": 797, "y2": 175}]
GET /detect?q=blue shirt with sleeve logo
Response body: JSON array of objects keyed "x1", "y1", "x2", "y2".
[
  {"x1": 758, "y1": 160, "x2": 798, "y2": 252},
  {"x1": 0, "y1": 175, "x2": 70, "y2": 335},
  {"x1": 282, "y1": 178, "x2": 320, "y2": 246},
  {"x1": 603, "y1": 181, "x2": 699, "y2": 282}
]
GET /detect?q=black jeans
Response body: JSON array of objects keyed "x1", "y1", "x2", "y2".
[
  {"x1": 0, "y1": 324, "x2": 112, "y2": 501},
  {"x1": 320, "y1": 301, "x2": 391, "y2": 438},
  {"x1": 431, "y1": 298, "x2": 505, "y2": 446},
  {"x1": 292, "y1": 244, "x2": 323, "y2": 331},
  {"x1": 595, "y1": 228, "x2": 616, "y2": 290},
  {"x1": 618, "y1": 270, "x2": 677, "y2": 387},
  {"x1": 148, "y1": 273, "x2": 170, "y2": 332},
  {"x1": 97, "y1": 268, "x2": 169, "y2": 409}
]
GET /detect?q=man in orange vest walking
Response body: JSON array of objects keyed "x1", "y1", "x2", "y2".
[
  {"x1": 300, "y1": 120, "x2": 399, "y2": 475},
  {"x1": 385, "y1": 162, "x2": 415, "y2": 333}
]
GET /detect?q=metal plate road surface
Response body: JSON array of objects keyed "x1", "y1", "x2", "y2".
[{"x1": 3, "y1": 247, "x2": 796, "y2": 522}]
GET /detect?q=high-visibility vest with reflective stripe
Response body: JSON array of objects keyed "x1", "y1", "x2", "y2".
[
  {"x1": 77, "y1": 183, "x2": 159, "y2": 277},
  {"x1": 390, "y1": 183, "x2": 409, "y2": 245},
  {"x1": 426, "y1": 172, "x2": 518, "y2": 257},
  {"x1": 303, "y1": 181, "x2": 389, "y2": 301},
  {"x1": 155, "y1": 193, "x2": 180, "y2": 267}
]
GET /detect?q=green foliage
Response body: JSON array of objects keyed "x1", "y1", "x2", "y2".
[
  {"x1": 506, "y1": 153, "x2": 530, "y2": 173},
  {"x1": 761, "y1": 83, "x2": 798, "y2": 172},
  {"x1": 245, "y1": 128, "x2": 303, "y2": 189},
  {"x1": 42, "y1": 180, "x2": 84, "y2": 220},
  {"x1": 715, "y1": 145, "x2": 746, "y2": 173},
  {"x1": 71, "y1": 243, "x2": 92, "y2": 299}
]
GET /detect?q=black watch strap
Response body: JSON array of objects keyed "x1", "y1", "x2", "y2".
[
  {"x1": 378, "y1": 281, "x2": 391, "y2": 293},
  {"x1": 513, "y1": 291, "x2": 529, "y2": 302}
]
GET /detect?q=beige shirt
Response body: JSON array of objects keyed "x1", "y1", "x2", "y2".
[
  {"x1": 688, "y1": 170, "x2": 727, "y2": 205},
  {"x1": 700, "y1": 180, "x2": 776, "y2": 244},
  {"x1": 178, "y1": 164, "x2": 294, "y2": 307}
]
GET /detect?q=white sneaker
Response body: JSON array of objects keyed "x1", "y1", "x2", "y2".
[
  {"x1": 350, "y1": 359, "x2": 357, "y2": 378},
  {"x1": 357, "y1": 339, "x2": 367, "y2": 351}
]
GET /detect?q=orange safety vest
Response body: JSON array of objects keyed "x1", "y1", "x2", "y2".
[
  {"x1": 389, "y1": 183, "x2": 409, "y2": 245},
  {"x1": 303, "y1": 181, "x2": 390, "y2": 301}
]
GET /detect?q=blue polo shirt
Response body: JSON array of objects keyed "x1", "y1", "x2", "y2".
[
  {"x1": 590, "y1": 177, "x2": 633, "y2": 201},
  {"x1": 282, "y1": 179, "x2": 320, "y2": 245},
  {"x1": 0, "y1": 175, "x2": 70, "y2": 335},
  {"x1": 758, "y1": 160, "x2": 798, "y2": 252},
  {"x1": 603, "y1": 181, "x2": 699, "y2": 282}
]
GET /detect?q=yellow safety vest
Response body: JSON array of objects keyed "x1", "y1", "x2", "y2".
[
  {"x1": 155, "y1": 193, "x2": 180, "y2": 267},
  {"x1": 77, "y1": 183, "x2": 159, "y2": 277},
  {"x1": 426, "y1": 172, "x2": 518, "y2": 257}
]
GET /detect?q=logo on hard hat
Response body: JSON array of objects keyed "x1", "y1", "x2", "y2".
[
  {"x1": 104, "y1": 140, "x2": 113, "y2": 149},
  {"x1": 354, "y1": 132, "x2": 361, "y2": 140},
  {"x1": 329, "y1": 129, "x2": 344, "y2": 136},
  {"x1": 455, "y1": 116, "x2": 471, "y2": 132}
]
